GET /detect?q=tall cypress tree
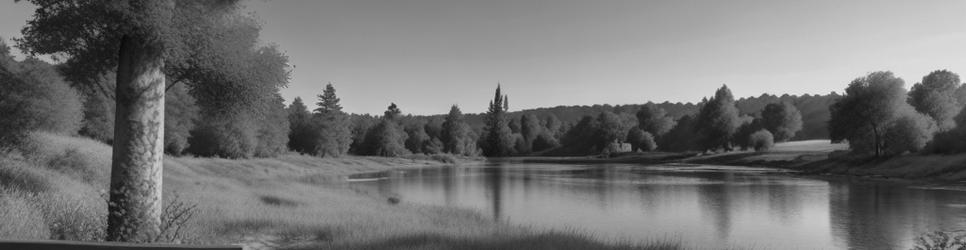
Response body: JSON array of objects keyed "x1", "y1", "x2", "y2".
[{"x1": 482, "y1": 85, "x2": 513, "y2": 156}]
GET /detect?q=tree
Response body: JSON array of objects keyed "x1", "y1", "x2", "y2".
[
  {"x1": 17, "y1": 1, "x2": 288, "y2": 241},
  {"x1": 404, "y1": 120, "x2": 431, "y2": 154},
  {"x1": 760, "y1": 102, "x2": 803, "y2": 142},
  {"x1": 362, "y1": 120, "x2": 409, "y2": 157},
  {"x1": 254, "y1": 93, "x2": 290, "y2": 157},
  {"x1": 314, "y1": 83, "x2": 342, "y2": 115},
  {"x1": 749, "y1": 129, "x2": 774, "y2": 152},
  {"x1": 626, "y1": 127, "x2": 656, "y2": 152},
  {"x1": 481, "y1": 85, "x2": 513, "y2": 156},
  {"x1": 311, "y1": 84, "x2": 352, "y2": 157},
  {"x1": 908, "y1": 70, "x2": 962, "y2": 131},
  {"x1": 287, "y1": 97, "x2": 315, "y2": 154},
  {"x1": 0, "y1": 47, "x2": 85, "y2": 150},
  {"x1": 385, "y1": 103, "x2": 402, "y2": 120},
  {"x1": 695, "y1": 85, "x2": 741, "y2": 152},
  {"x1": 0, "y1": 43, "x2": 37, "y2": 149},
  {"x1": 733, "y1": 116, "x2": 762, "y2": 150},
  {"x1": 14, "y1": 57, "x2": 85, "y2": 135},
  {"x1": 519, "y1": 114, "x2": 543, "y2": 154},
  {"x1": 361, "y1": 104, "x2": 409, "y2": 156},
  {"x1": 660, "y1": 115, "x2": 698, "y2": 152},
  {"x1": 595, "y1": 111, "x2": 625, "y2": 151},
  {"x1": 544, "y1": 114, "x2": 564, "y2": 139},
  {"x1": 441, "y1": 105, "x2": 478, "y2": 156},
  {"x1": 829, "y1": 71, "x2": 908, "y2": 157},
  {"x1": 531, "y1": 131, "x2": 559, "y2": 152},
  {"x1": 882, "y1": 108, "x2": 936, "y2": 155},
  {"x1": 636, "y1": 103, "x2": 676, "y2": 138}
]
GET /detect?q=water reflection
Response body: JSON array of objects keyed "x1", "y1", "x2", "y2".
[{"x1": 350, "y1": 162, "x2": 966, "y2": 249}]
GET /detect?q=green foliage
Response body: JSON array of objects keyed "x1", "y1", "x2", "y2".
[
  {"x1": 625, "y1": 127, "x2": 656, "y2": 152},
  {"x1": 732, "y1": 116, "x2": 762, "y2": 150},
  {"x1": 253, "y1": 94, "x2": 290, "y2": 157},
  {"x1": 314, "y1": 83, "x2": 342, "y2": 115},
  {"x1": 348, "y1": 115, "x2": 378, "y2": 155},
  {"x1": 909, "y1": 70, "x2": 963, "y2": 131},
  {"x1": 361, "y1": 120, "x2": 409, "y2": 157},
  {"x1": 635, "y1": 103, "x2": 676, "y2": 138},
  {"x1": 531, "y1": 131, "x2": 559, "y2": 152},
  {"x1": 287, "y1": 84, "x2": 353, "y2": 158},
  {"x1": 882, "y1": 108, "x2": 936, "y2": 155},
  {"x1": 164, "y1": 84, "x2": 199, "y2": 155},
  {"x1": 311, "y1": 113, "x2": 352, "y2": 157},
  {"x1": 287, "y1": 97, "x2": 315, "y2": 154},
  {"x1": 660, "y1": 115, "x2": 698, "y2": 152},
  {"x1": 560, "y1": 111, "x2": 625, "y2": 155},
  {"x1": 187, "y1": 92, "x2": 290, "y2": 158},
  {"x1": 760, "y1": 102, "x2": 802, "y2": 142},
  {"x1": 482, "y1": 85, "x2": 513, "y2": 157},
  {"x1": 384, "y1": 103, "x2": 402, "y2": 120},
  {"x1": 0, "y1": 43, "x2": 83, "y2": 150},
  {"x1": 749, "y1": 129, "x2": 774, "y2": 152},
  {"x1": 695, "y1": 85, "x2": 741, "y2": 152},
  {"x1": 829, "y1": 71, "x2": 910, "y2": 157},
  {"x1": 519, "y1": 114, "x2": 543, "y2": 154},
  {"x1": 441, "y1": 105, "x2": 478, "y2": 156},
  {"x1": 403, "y1": 121, "x2": 431, "y2": 154},
  {"x1": 79, "y1": 86, "x2": 116, "y2": 144},
  {"x1": 14, "y1": 58, "x2": 84, "y2": 135}
]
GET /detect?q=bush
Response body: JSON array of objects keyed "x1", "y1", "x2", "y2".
[
  {"x1": 883, "y1": 110, "x2": 936, "y2": 155},
  {"x1": 625, "y1": 128, "x2": 656, "y2": 152},
  {"x1": 749, "y1": 129, "x2": 774, "y2": 152}
]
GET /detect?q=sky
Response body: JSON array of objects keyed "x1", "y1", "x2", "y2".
[{"x1": 3, "y1": 0, "x2": 966, "y2": 115}]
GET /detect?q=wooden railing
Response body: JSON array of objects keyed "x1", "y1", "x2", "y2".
[{"x1": 0, "y1": 240, "x2": 241, "y2": 250}]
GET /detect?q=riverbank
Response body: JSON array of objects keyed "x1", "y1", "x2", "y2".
[
  {"x1": 523, "y1": 140, "x2": 966, "y2": 184},
  {"x1": 0, "y1": 133, "x2": 680, "y2": 250}
]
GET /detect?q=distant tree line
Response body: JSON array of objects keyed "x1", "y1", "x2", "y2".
[{"x1": 7, "y1": 34, "x2": 965, "y2": 160}]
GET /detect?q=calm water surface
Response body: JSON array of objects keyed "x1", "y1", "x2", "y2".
[{"x1": 348, "y1": 162, "x2": 966, "y2": 249}]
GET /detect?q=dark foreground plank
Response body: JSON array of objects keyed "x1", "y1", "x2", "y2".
[{"x1": 0, "y1": 240, "x2": 241, "y2": 250}]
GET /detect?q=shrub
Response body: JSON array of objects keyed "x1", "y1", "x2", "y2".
[
  {"x1": 883, "y1": 110, "x2": 937, "y2": 155},
  {"x1": 626, "y1": 128, "x2": 656, "y2": 152},
  {"x1": 749, "y1": 129, "x2": 774, "y2": 152}
]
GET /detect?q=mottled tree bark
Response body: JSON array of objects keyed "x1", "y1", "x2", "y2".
[{"x1": 107, "y1": 35, "x2": 166, "y2": 242}]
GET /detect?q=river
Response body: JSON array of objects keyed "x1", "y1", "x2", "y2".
[{"x1": 348, "y1": 162, "x2": 966, "y2": 249}]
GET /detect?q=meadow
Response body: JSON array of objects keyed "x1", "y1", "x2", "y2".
[{"x1": 0, "y1": 133, "x2": 681, "y2": 250}]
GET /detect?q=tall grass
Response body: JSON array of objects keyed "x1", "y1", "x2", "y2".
[{"x1": 0, "y1": 132, "x2": 682, "y2": 249}]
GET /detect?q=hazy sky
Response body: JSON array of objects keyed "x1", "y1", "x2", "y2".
[{"x1": 3, "y1": 0, "x2": 966, "y2": 115}]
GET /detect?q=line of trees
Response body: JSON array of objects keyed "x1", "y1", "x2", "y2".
[{"x1": 831, "y1": 70, "x2": 966, "y2": 157}]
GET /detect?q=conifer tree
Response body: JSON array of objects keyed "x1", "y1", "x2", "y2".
[{"x1": 482, "y1": 85, "x2": 513, "y2": 156}]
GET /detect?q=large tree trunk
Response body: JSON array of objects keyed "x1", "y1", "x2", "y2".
[{"x1": 106, "y1": 35, "x2": 166, "y2": 242}]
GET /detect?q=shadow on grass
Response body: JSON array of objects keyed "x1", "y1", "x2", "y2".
[{"x1": 284, "y1": 232, "x2": 682, "y2": 250}]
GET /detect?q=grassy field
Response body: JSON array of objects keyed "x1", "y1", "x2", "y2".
[{"x1": 0, "y1": 133, "x2": 682, "y2": 250}]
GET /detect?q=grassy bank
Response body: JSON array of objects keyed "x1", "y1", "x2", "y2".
[
  {"x1": 0, "y1": 133, "x2": 680, "y2": 250},
  {"x1": 524, "y1": 140, "x2": 966, "y2": 183}
]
